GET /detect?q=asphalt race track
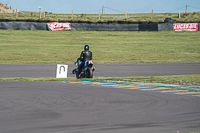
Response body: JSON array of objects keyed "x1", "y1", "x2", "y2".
[
  {"x1": 0, "y1": 63, "x2": 200, "y2": 77},
  {"x1": 0, "y1": 63, "x2": 200, "y2": 133}
]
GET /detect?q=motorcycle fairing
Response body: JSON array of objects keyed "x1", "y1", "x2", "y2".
[{"x1": 84, "y1": 60, "x2": 93, "y2": 67}]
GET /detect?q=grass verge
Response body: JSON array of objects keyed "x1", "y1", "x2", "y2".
[
  {"x1": 1, "y1": 74, "x2": 200, "y2": 86},
  {"x1": 0, "y1": 30, "x2": 200, "y2": 63},
  {"x1": 1, "y1": 12, "x2": 200, "y2": 22}
]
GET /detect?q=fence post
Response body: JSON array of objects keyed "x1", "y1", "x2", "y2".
[
  {"x1": 38, "y1": 6, "x2": 42, "y2": 19},
  {"x1": 72, "y1": 10, "x2": 74, "y2": 19},
  {"x1": 99, "y1": 9, "x2": 101, "y2": 20},
  {"x1": 40, "y1": 9, "x2": 41, "y2": 19},
  {"x1": 179, "y1": 9, "x2": 181, "y2": 18},
  {"x1": 16, "y1": 7, "x2": 18, "y2": 17},
  {"x1": 151, "y1": 10, "x2": 153, "y2": 19},
  {"x1": 125, "y1": 10, "x2": 127, "y2": 19}
]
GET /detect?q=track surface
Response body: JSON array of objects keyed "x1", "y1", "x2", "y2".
[
  {"x1": 0, "y1": 81, "x2": 200, "y2": 133},
  {"x1": 0, "y1": 63, "x2": 200, "y2": 77},
  {"x1": 0, "y1": 63, "x2": 200, "y2": 133}
]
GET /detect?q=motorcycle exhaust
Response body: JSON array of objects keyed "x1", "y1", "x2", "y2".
[{"x1": 92, "y1": 67, "x2": 96, "y2": 72}]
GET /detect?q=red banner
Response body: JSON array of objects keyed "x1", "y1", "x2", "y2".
[
  {"x1": 173, "y1": 23, "x2": 198, "y2": 31},
  {"x1": 47, "y1": 22, "x2": 71, "y2": 31}
]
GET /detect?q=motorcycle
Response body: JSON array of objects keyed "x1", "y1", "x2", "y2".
[{"x1": 73, "y1": 59, "x2": 96, "y2": 79}]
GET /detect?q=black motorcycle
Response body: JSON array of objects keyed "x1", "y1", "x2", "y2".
[{"x1": 73, "y1": 59, "x2": 96, "y2": 79}]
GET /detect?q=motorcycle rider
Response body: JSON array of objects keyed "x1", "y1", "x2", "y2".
[{"x1": 77, "y1": 45, "x2": 92, "y2": 77}]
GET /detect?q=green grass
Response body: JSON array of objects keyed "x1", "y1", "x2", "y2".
[
  {"x1": 1, "y1": 12, "x2": 200, "y2": 22},
  {"x1": 0, "y1": 74, "x2": 199, "y2": 86},
  {"x1": 93, "y1": 74, "x2": 200, "y2": 85},
  {"x1": 0, "y1": 30, "x2": 200, "y2": 63}
]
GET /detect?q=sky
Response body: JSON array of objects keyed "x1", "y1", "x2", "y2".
[{"x1": 0, "y1": 0, "x2": 200, "y2": 14}]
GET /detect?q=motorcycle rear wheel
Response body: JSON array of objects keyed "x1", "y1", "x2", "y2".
[{"x1": 86, "y1": 68, "x2": 93, "y2": 78}]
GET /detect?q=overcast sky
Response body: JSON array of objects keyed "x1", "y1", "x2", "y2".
[{"x1": 0, "y1": 0, "x2": 200, "y2": 14}]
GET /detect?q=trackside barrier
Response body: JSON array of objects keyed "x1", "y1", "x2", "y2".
[
  {"x1": 0, "y1": 20, "x2": 199, "y2": 31},
  {"x1": 71, "y1": 23, "x2": 139, "y2": 31},
  {"x1": 0, "y1": 22, "x2": 48, "y2": 30},
  {"x1": 158, "y1": 23, "x2": 173, "y2": 31},
  {"x1": 199, "y1": 23, "x2": 200, "y2": 31}
]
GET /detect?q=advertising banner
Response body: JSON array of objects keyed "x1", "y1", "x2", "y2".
[
  {"x1": 173, "y1": 23, "x2": 198, "y2": 31},
  {"x1": 47, "y1": 22, "x2": 71, "y2": 31}
]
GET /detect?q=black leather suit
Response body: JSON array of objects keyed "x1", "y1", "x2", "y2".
[{"x1": 78, "y1": 50, "x2": 92, "y2": 74}]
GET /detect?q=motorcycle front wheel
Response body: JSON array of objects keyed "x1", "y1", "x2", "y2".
[{"x1": 76, "y1": 71, "x2": 80, "y2": 79}]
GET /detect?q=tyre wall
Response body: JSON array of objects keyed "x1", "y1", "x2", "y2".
[
  {"x1": 158, "y1": 23, "x2": 173, "y2": 31},
  {"x1": 199, "y1": 23, "x2": 200, "y2": 31},
  {"x1": 71, "y1": 23, "x2": 139, "y2": 31},
  {"x1": 0, "y1": 20, "x2": 199, "y2": 31},
  {"x1": 0, "y1": 22, "x2": 48, "y2": 30}
]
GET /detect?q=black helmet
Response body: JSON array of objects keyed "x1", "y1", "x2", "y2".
[{"x1": 84, "y1": 45, "x2": 89, "y2": 51}]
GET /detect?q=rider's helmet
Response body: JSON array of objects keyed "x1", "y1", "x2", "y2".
[{"x1": 84, "y1": 45, "x2": 89, "y2": 51}]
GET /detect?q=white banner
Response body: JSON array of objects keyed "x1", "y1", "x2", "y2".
[
  {"x1": 47, "y1": 22, "x2": 71, "y2": 31},
  {"x1": 173, "y1": 23, "x2": 198, "y2": 31},
  {"x1": 56, "y1": 64, "x2": 68, "y2": 78}
]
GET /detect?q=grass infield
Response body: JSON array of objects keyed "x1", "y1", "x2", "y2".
[
  {"x1": 0, "y1": 75, "x2": 200, "y2": 86},
  {"x1": 0, "y1": 30, "x2": 200, "y2": 63}
]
